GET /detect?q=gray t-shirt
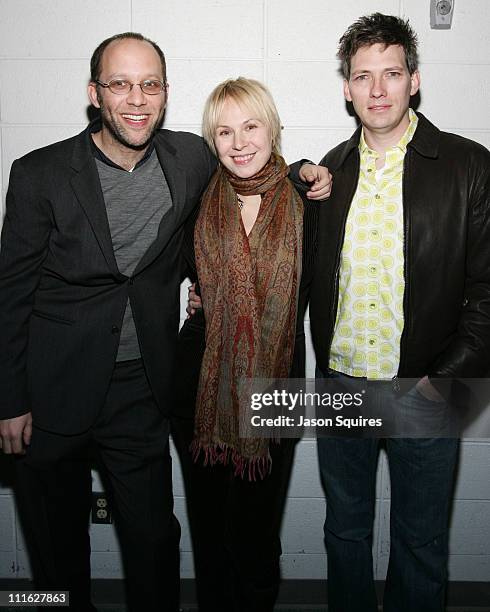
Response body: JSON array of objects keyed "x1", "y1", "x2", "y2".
[{"x1": 95, "y1": 149, "x2": 172, "y2": 360}]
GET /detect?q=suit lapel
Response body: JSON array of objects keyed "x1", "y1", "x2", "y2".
[
  {"x1": 70, "y1": 129, "x2": 121, "y2": 277},
  {"x1": 70, "y1": 126, "x2": 190, "y2": 277},
  {"x1": 134, "y1": 135, "x2": 188, "y2": 274}
]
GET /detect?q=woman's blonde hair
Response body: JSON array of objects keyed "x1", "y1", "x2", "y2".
[{"x1": 202, "y1": 77, "x2": 282, "y2": 156}]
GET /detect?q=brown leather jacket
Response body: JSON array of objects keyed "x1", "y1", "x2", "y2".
[{"x1": 310, "y1": 112, "x2": 490, "y2": 381}]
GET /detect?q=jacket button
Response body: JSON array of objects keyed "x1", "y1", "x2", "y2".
[
  {"x1": 463, "y1": 297, "x2": 469, "y2": 307},
  {"x1": 129, "y1": 277, "x2": 134, "y2": 285},
  {"x1": 111, "y1": 325, "x2": 119, "y2": 334}
]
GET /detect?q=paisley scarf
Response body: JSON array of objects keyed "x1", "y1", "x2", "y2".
[{"x1": 192, "y1": 154, "x2": 303, "y2": 479}]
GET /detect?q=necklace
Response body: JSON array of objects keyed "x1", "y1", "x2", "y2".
[{"x1": 236, "y1": 194, "x2": 244, "y2": 210}]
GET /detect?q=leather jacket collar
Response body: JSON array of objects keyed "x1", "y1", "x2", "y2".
[{"x1": 334, "y1": 112, "x2": 441, "y2": 170}]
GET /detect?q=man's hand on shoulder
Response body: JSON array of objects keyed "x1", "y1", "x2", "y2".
[
  {"x1": 299, "y1": 163, "x2": 332, "y2": 200},
  {"x1": 0, "y1": 413, "x2": 32, "y2": 455}
]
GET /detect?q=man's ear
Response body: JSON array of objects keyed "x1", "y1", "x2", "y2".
[
  {"x1": 163, "y1": 81, "x2": 169, "y2": 109},
  {"x1": 343, "y1": 79, "x2": 352, "y2": 102},
  {"x1": 87, "y1": 81, "x2": 101, "y2": 109},
  {"x1": 410, "y1": 70, "x2": 420, "y2": 97}
]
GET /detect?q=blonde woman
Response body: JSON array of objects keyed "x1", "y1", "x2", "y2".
[{"x1": 172, "y1": 77, "x2": 329, "y2": 612}]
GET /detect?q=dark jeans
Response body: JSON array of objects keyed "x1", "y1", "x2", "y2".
[
  {"x1": 15, "y1": 359, "x2": 180, "y2": 612},
  {"x1": 172, "y1": 417, "x2": 296, "y2": 612},
  {"x1": 316, "y1": 367, "x2": 459, "y2": 612}
]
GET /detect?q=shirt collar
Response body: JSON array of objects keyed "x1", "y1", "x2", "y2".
[{"x1": 359, "y1": 108, "x2": 419, "y2": 157}]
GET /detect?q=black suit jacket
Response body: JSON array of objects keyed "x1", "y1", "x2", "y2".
[{"x1": 0, "y1": 123, "x2": 216, "y2": 433}]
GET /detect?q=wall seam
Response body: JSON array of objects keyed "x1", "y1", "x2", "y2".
[
  {"x1": 263, "y1": 0, "x2": 268, "y2": 84},
  {"x1": 1, "y1": 58, "x2": 488, "y2": 67}
]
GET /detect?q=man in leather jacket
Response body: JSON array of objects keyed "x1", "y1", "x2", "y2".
[{"x1": 310, "y1": 13, "x2": 490, "y2": 612}]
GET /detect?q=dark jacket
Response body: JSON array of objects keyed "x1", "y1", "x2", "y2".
[
  {"x1": 310, "y1": 112, "x2": 490, "y2": 380},
  {"x1": 0, "y1": 122, "x2": 216, "y2": 431}
]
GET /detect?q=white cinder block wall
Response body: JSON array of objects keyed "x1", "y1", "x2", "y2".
[{"x1": 1, "y1": 0, "x2": 489, "y2": 583}]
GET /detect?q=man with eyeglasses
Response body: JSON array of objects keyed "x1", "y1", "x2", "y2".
[
  {"x1": 0, "y1": 31, "x2": 330, "y2": 612},
  {"x1": 0, "y1": 32, "x2": 196, "y2": 612}
]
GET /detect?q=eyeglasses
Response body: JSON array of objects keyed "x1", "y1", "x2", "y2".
[{"x1": 95, "y1": 79, "x2": 167, "y2": 95}]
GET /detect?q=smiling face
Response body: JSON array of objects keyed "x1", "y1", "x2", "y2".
[
  {"x1": 88, "y1": 38, "x2": 167, "y2": 152},
  {"x1": 344, "y1": 43, "x2": 420, "y2": 147},
  {"x1": 213, "y1": 97, "x2": 273, "y2": 179}
]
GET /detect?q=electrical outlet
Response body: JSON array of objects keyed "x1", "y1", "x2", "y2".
[
  {"x1": 430, "y1": 0, "x2": 455, "y2": 30},
  {"x1": 91, "y1": 493, "x2": 113, "y2": 524}
]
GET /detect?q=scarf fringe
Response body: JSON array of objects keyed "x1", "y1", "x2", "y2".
[{"x1": 190, "y1": 439, "x2": 272, "y2": 481}]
